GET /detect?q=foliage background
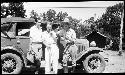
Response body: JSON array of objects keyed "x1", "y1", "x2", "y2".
[{"x1": 1, "y1": 2, "x2": 124, "y2": 50}]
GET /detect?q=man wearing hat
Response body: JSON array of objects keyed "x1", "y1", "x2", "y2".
[
  {"x1": 29, "y1": 20, "x2": 43, "y2": 74},
  {"x1": 58, "y1": 18, "x2": 78, "y2": 73}
]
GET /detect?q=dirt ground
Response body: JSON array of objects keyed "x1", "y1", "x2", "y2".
[
  {"x1": 21, "y1": 50, "x2": 125, "y2": 74},
  {"x1": 101, "y1": 50, "x2": 125, "y2": 73}
]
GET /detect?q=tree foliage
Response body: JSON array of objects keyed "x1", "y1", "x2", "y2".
[
  {"x1": 96, "y1": 2, "x2": 124, "y2": 38},
  {"x1": 39, "y1": 9, "x2": 68, "y2": 23},
  {"x1": 30, "y1": 10, "x2": 39, "y2": 22},
  {"x1": 1, "y1": 2, "x2": 26, "y2": 18},
  {"x1": 46, "y1": 9, "x2": 56, "y2": 22},
  {"x1": 56, "y1": 11, "x2": 68, "y2": 22},
  {"x1": 1, "y1": 4, "x2": 9, "y2": 18},
  {"x1": 67, "y1": 16, "x2": 80, "y2": 30},
  {"x1": 8, "y1": 2, "x2": 26, "y2": 17},
  {"x1": 95, "y1": 2, "x2": 124, "y2": 50}
]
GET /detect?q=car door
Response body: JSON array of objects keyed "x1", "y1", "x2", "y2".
[
  {"x1": 1, "y1": 23, "x2": 17, "y2": 48},
  {"x1": 15, "y1": 22, "x2": 33, "y2": 57}
]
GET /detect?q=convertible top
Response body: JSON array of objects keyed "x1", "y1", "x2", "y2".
[{"x1": 1, "y1": 17, "x2": 35, "y2": 24}]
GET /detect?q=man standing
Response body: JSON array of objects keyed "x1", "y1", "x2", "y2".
[
  {"x1": 29, "y1": 20, "x2": 43, "y2": 74},
  {"x1": 50, "y1": 23, "x2": 61, "y2": 72},
  {"x1": 58, "y1": 18, "x2": 78, "y2": 73},
  {"x1": 41, "y1": 22, "x2": 59, "y2": 74}
]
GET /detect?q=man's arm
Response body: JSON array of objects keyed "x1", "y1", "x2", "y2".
[
  {"x1": 71, "y1": 30, "x2": 76, "y2": 42},
  {"x1": 18, "y1": 29, "x2": 30, "y2": 36},
  {"x1": 29, "y1": 27, "x2": 36, "y2": 38},
  {"x1": 65, "y1": 30, "x2": 76, "y2": 42}
]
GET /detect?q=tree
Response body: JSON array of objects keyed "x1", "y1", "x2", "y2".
[
  {"x1": 40, "y1": 12, "x2": 47, "y2": 21},
  {"x1": 82, "y1": 17, "x2": 95, "y2": 30},
  {"x1": 30, "y1": 10, "x2": 39, "y2": 22},
  {"x1": 1, "y1": 2, "x2": 26, "y2": 18},
  {"x1": 67, "y1": 16, "x2": 80, "y2": 30},
  {"x1": 86, "y1": 17, "x2": 96, "y2": 31},
  {"x1": 56, "y1": 11, "x2": 68, "y2": 22},
  {"x1": 95, "y1": 2, "x2": 124, "y2": 51},
  {"x1": 66, "y1": 16, "x2": 82, "y2": 38},
  {"x1": 46, "y1": 9, "x2": 56, "y2": 22},
  {"x1": 39, "y1": 9, "x2": 68, "y2": 23},
  {"x1": 119, "y1": 8, "x2": 124, "y2": 55},
  {"x1": 8, "y1": 2, "x2": 26, "y2": 17},
  {"x1": 80, "y1": 16, "x2": 96, "y2": 38},
  {"x1": 1, "y1": 3, "x2": 9, "y2": 18}
]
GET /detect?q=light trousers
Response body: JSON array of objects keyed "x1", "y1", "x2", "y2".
[{"x1": 45, "y1": 44, "x2": 59, "y2": 74}]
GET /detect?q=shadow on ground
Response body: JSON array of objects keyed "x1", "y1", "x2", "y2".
[{"x1": 21, "y1": 66, "x2": 86, "y2": 74}]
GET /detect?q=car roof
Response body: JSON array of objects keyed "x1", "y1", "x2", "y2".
[{"x1": 1, "y1": 17, "x2": 35, "y2": 24}]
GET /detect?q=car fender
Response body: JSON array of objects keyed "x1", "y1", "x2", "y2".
[
  {"x1": 1, "y1": 46, "x2": 27, "y2": 66},
  {"x1": 76, "y1": 47, "x2": 104, "y2": 62},
  {"x1": 86, "y1": 47, "x2": 104, "y2": 52}
]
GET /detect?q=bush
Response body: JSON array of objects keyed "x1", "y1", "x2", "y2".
[{"x1": 110, "y1": 38, "x2": 119, "y2": 51}]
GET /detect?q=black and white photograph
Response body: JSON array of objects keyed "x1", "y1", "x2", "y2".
[{"x1": 1, "y1": 1, "x2": 125, "y2": 74}]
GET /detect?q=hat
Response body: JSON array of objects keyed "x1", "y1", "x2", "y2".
[
  {"x1": 62, "y1": 18, "x2": 70, "y2": 27},
  {"x1": 63, "y1": 18, "x2": 70, "y2": 23}
]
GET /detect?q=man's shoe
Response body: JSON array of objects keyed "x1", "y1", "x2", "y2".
[
  {"x1": 35, "y1": 71, "x2": 39, "y2": 74},
  {"x1": 63, "y1": 66, "x2": 68, "y2": 73},
  {"x1": 71, "y1": 66, "x2": 75, "y2": 73}
]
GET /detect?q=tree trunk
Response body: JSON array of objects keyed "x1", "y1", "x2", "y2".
[{"x1": 118, "y1": 9, "x2": 124, "y2": 56}]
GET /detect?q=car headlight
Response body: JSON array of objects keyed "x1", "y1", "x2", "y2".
[{"x1": 90, "y1": 41, "x2": 96, "y2": 47}]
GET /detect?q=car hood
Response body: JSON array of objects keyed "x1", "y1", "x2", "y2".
[{"x1": 75, "y1": 39, "x2": 89, "y2": 44}]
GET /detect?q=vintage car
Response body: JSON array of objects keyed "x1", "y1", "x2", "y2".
[
  {"x1": 1, "y1": 17, "x2": 35, "y2": 74},
  {"x1": 1, "y1": 17, "x2": 108, "y2": 74}
]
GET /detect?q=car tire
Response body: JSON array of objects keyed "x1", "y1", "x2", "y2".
[
  {"x1": 1, "y1": 53, "x2": 23, "y2": 74},
  {"x1": 83, "y1": 53, "x2": 106, "y2": 73}
]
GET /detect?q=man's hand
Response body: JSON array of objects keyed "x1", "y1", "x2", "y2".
[
  {"x1": 61, "y1": 36, "x2": 72, "y2": 43},
  {"x1": 61, "y1": 37, "x2": 65, "y2": 41}
]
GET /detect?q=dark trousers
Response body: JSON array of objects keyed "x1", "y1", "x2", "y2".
[
  {"x1": 63, "y1": 43, "x2": 77, "y2": 66},
  {"x1": 34, "y1": 56, "x2": 41, "y2": 72}
]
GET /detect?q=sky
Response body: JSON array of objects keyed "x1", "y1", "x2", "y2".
[{"x1": 2, "y1": 1, "x2": 124, "y2": 22}]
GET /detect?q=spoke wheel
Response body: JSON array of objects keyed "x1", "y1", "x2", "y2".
[
  {"x1": 1, "y1": 53, "x2": 23, "y2": 74},
  {"x1": 83, "y1": 54, "x2": 106, "y2": 73}
]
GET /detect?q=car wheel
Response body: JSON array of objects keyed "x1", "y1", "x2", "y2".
[
  {"x1": 83, "y1": 54, "x2": 106, "y2": 73},
  {"x1": 1, "y1": 53, "x2": 23, "y2": 74}
]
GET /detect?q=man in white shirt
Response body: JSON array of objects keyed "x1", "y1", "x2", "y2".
[
  {"x1": 29, "y1": 20, "x2": 43, "y2": 74},
  {"x1": 58, "y1": 18, "x2": 78, "y2": 73},
  {"x1": 41, "y1": 22, "x2": 59, "y2": 74}
]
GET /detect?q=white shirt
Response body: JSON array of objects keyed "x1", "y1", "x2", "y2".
[
  {"x1": 30, "y1": 25, "x2": 43, "y2": 42},
  {"x1": 41, "y1": 31, "x2": 56, "y2": 47},
  {"x1": 50, "y1": 31, "x2": 57, "y2": 39},
  {"x1": 58, "y1": 28, "x2": 76, "y2": 42},
  {"x1": 50, "y1": 31, "x2": 58, "y2": 43}
]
